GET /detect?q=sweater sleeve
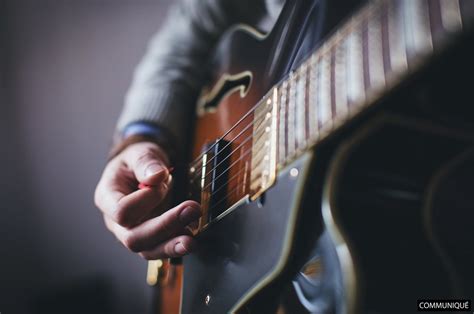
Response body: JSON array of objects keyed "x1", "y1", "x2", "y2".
[{"x1": 116, "y1": 0, "x2": 267, "y2": 152}]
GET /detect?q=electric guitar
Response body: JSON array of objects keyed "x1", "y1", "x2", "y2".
[{"x1": 151, "y1": 0, "x2": 474, "y2": 312}]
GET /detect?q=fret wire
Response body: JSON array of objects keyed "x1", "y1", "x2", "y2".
[
  {"x1": 278, "y1": 80, "x2": 288, "y2": 166},
  {"x1": 439, "y1": 0, "x2": 462, "y2": 32},
  {"x1": 296, "y1": 65, "x2": 307, "y2": 149},
  {"x1": 334, "y1": 36, "x2": 348, "y2": 120},
  {"x1": 275, "y1": 86, "x2": 280, "y2": 167},
  {"x1": 318, "y1": 52, "x2": 332, "y2": 133},
  {"x1": 330, "y1": 46, "x2": 336, "y2": 123},
  {"x1": 304, "y1": 60, "x2": 312, "y2": 143},
  {"x1": 403, "y1": 0, "x2": 433, "y2": 61},
  {"x1": 308, "y1": 53, "x2": 319, "y2": 144},
  {"x1": 387, "y1": 0, "x2": 408, "y2": 75},
  {"x1": 287, "y1": 72, "x2": 297, "y2": 158},
  {"x1": 368, "y1": 5, "x2": 386, "y2": 91},
  {"x1": 380, "y1": 1, "x2": 391, "y2": 77},
  {"x1": 346, "y1": 24, "x2": 365, "y2": 108}
]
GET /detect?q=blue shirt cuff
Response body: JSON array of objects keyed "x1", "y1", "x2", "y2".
[{"x1": 123, "y1": 122, "x2": 166, "y2": 139}]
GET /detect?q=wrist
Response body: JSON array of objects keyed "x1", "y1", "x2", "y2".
[{"x1": 109, "y1": 122, "x2": 177, "y2": 164}]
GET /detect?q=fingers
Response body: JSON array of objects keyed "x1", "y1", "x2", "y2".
[
  {"x1": 139, "y1": 235, "x2": 196, "y2": 260},
  {"x1": 95, "y1": 163, "x2": 169, "y2": 227},
  {"x1": 94, "y1": 142, "x2": 172, "y2": 227},
  {"x1": 95, "y1": 142, "x2": 201, "y2": 260},
  {"x1": 126, "y1": 200, "x2": 201, "y2": 251},
  {"x1": 123, "y1": 142, "x2": 170, "y2": 186},
  {"x1": 103, "y1": 200, "x2": 201, "y2": 259}
]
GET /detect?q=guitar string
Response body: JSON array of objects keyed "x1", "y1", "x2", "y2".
[
  {"x1": 189, "y1": 98, "x2": 275, "y2": 181},
  {"x1": 203, "y1": 162, "x2": 249, "y2": 200},
  {"x1": 195, "y1": 112, "x2": 280, "y2": 192},
  {"x1": 189, "y1": 109, "x2": 260, "y2": 182},
  {"x1": 189, "y1": 129, "x2": 253, "y2": 184},
  {"x1": 199, "y1": 142, "x2": 254, "y2": 192},
  {"x1": 189, "y1": 88, "x2": 275, "y2": 170},
  {"x1": 189, "y1": 108, "x2": 276, "y2": 184},
  {"x1": 206, "y1": 179, "x2": 248, "y2": 217},
  {"x1": 196, "y1": 127, "x2": 282, "y2": 213}
]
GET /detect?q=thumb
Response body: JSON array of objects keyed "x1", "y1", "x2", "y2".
[{"x1": 125, "y1": 143, "x2": 170, "y2": 186}]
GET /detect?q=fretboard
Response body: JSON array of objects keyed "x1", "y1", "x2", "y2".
[{"x1": 250, "y1": 0, "x2": 470, "y2": 199}]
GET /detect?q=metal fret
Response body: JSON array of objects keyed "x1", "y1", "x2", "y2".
[
  {"x1": 287, "y1": 72, "x2": 297, "y2": 158},
  {"x1": 367, "y1": 6, "x2": 386, "y2": 91},
  {"x1": 318, "y1": 52, "x2": 332, "y2": 136},
  {"x1": 387, "y1": 0, "x2": 408, "y2": 75},
  {"x1": 403, "y1": 0, "x2": 433, "y2": 61},
  {"x1": 440, "y1": 0, "x2": 462, "y2": 32},
  {"x1": 308, "y1": 54, "x2": 320, "y2": 144},
  {"x1": 334, "y1": 38, "x2": 348, "y2": 121},
  {"x1": 278, "y1": 81, "x2": 288, "y2": 167},
  {"x1": 346, "y1": 25, "x2": 365, "y2": 109},
  {"x1": 296, "y1": 66, "x2": 307, "y2": 150}
]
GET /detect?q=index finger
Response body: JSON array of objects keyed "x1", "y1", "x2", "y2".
[{"x1": 95, "y1": 160, "x2": 169, "y2": 227}]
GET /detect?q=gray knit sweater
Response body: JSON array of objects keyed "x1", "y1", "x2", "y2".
[{"x1": 116, "y1": 0, "x2": 284, "y2": 147}]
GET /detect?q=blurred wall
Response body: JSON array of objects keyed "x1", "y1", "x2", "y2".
[{"x1": 1, "y1": 1, "x2": 172, "y2": 313}]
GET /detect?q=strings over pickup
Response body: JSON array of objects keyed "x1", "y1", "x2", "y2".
[{"x1": 191, "y1": 140, "x2": 233, "y2": 233}]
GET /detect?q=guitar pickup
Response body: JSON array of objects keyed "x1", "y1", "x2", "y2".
[{"x1": 194, "y1": 140, "x2": 232, "y2": 233}]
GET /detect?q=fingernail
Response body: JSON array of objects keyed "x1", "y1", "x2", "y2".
[
  {"x1": 145, "y1": 163, "x2": 163, "y2": 178},
  {"x1": 174, "y1": 242, "x2": 188, "y2": 255},
  {"x1": 179, "y1": 206, "x2": 201, "y2": 224},
  {"x1": 166, "y1": 174, "x2": 173, "y2": 186},
  {"x1": 159, "y1": 182, "x2": 168, "y2": 194}
]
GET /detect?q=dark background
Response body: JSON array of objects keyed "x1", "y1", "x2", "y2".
[{"x1": 0, "y1": 0, "x2": 172, "y2": 313}]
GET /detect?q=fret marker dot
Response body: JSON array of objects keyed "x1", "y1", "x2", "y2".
[
  {"x1": 267, "y1": 99, "x2": 272, "y2": 105},
  {"x1": 190, "y1": 167, "x2": 195, "y2": 173},
  {"x1": 265, "y1": 127, "x2": 271, "y2": 133},
  {"x1": 290, "y1": 168, "x2": 299, "y2": 178}
]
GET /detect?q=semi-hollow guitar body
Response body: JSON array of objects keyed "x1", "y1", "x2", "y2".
[{"x1": 155, "y1": 1, "x2": 474, "y2": 313}]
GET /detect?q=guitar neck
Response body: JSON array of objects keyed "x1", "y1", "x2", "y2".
[{"x1": 250, "y1": 0, "x2": 467, "y2": 199}]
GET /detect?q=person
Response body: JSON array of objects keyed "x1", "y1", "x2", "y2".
[{"x1": 94, "y1": 0, "x2": 285, "y2": 260}]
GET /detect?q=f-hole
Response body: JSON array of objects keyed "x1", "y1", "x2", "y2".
[{"x1": 199, "y1": 72, "x2": 252, "y2": 114}]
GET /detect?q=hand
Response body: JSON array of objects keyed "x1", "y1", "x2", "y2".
[{"x1": 94, "y1": 141, "x2": 201, "y2": 259}]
